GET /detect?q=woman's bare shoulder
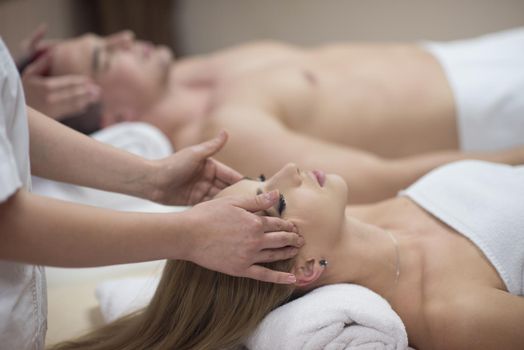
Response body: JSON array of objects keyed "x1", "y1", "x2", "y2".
[{"x1": 423, "y1": 287, "x2": 524, "y2": 350}]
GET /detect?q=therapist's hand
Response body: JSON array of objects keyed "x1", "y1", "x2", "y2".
[
  {"x1": 148, "y1": 130, "x2": 243, "y2": 205},
  {"x1": 22, "y1": 52, "x2": 100, "y2": 120},
  {"x1": 180, "y1": 190, "x2": 303, "y2": 284}
]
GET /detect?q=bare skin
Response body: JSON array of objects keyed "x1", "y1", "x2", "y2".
[
  {"x1": 154, "y1": 42, "x2": 457, "y2": 155},
  {"x1": 51, "y1": 36, "x2": 524, "y2": 203},
  {"x1": 158, "y1": 42, "x2": 523, "y2": 202},
  {"x1": 220, "y1": 165, "x2": 524, "y2": 349},
  {"x1": 347, "y1": 197, "x2": 520, "y2": 350}
]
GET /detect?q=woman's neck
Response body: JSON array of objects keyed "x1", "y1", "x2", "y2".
[{"x1": 323, "y1": 215, "x2": 404, "y2": 300}]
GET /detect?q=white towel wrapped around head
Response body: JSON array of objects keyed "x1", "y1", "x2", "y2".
[{"x1": 245, "y1": 284, "x2": 410, "y2": 350}]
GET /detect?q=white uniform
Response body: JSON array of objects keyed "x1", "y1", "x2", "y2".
[{"x1": 0, "y1": 39, "x2": 47, "y2": 349}]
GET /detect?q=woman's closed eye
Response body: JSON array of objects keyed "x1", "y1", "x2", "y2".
[{"x1": 277, "y1": 193, "x2": 286, "y2": 215}]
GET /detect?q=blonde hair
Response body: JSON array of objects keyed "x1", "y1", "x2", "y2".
[{"x1": 49, "y1": 258, "x2": 295, "y2": 350}]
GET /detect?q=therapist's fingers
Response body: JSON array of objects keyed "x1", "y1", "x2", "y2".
[
  {"x1": 260, "y1": 230, "x2": 304, "y2": 250},
  {"x1": 244, "y1": 265, "x2": 297, "y2": 285},
  {"x1": 213, "y1": 178, "x2": 229, "y2": 190},
  {"x1": 23, "y1": 51, "x2": 52, "y2": 77},
  {"x1": 48, "y1": 85, "x2": 100, "y2": 117},
  {"x1": 205, "y1": 186, "x2": 222, "y2": 199},
  {"x1": 260, "y1": 215, "x2": 297, "y2": 235},
  {"x1": 212, "y1": 159, "x2": 243, "y2": 185},
  {"x1": 232, "y1": 190, "x2": 280, "y2": 213},
  {"x1": 256, "y1": 246, "x2": 300, "y2": 264},
  {"x1": 192, "y1": 130, "x2": 228, "y2": 158},
  {"x1": 45, "y1": 75, "x2": 95, "y2": 91}
]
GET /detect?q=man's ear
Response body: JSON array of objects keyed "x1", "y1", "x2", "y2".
[{"x1": 292, "y1": 258, "x2": 325, "y2": 288}]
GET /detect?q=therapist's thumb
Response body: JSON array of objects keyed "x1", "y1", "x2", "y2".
[
  {"x1": 234, "y1": 190, "x2": 280, "y2": 213},
  {"x1": 23, "y1": 51, "x2": 51, "y2": 77},
  {"x1": 191, "y1": 130, "x2": 228, "y2": 159}
]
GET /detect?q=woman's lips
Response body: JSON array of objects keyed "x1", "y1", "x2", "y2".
[{"x1": 312, "y1": 170, "x2": 326, "y2": 187}]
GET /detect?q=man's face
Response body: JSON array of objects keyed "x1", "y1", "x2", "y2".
[{"x1": 51, "y1": 31, "x2": 173, "y2": 126}]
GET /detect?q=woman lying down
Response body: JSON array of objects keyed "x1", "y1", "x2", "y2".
[{"x1": 51, "y1": 160, "x2": 524, "y2": 350}]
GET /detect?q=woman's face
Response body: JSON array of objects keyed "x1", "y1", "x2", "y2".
[
  {"x1": 51, "y1": 31, "x2": 172, "y2": 125},
  {"x1": 217, "y1": 163, "x2": 348, "y2": 254}
]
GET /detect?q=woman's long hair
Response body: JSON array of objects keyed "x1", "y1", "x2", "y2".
[{"x1": 49, "y1": 258, "x2": 295, "y2": 350}]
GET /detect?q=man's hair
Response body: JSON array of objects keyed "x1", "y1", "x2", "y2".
[{"x1": 60, "y1": 103, "x2": 102, "y2": 135}]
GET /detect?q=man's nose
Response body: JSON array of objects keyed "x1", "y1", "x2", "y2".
[{"x1": 108, "y1": 30, "x2": 135, "y2": 50}]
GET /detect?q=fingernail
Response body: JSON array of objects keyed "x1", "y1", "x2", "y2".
[
  {"x1": 287, "y1": 274, "x2": 297, "y2": 284},
  {"x1": 264, "y1": 190, "x2": 278, "y2": 202},
  {"x1": 88, "y1": 85, "x2": 100, "y2": 97},
  {"x1": 297, "y1": 235, "x2": 305, "y2": 246}
]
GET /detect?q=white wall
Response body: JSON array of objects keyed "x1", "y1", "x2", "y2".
[
  {"x1": 0, "y1": 0, "x2": 86, "y2": 57},
  {"x1": 176, "y1": 0, "x2": 524, "y2": 54}
]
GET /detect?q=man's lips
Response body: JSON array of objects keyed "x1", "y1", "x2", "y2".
[{"x1": 312, "y1": 170, "x2": 326, "y2": 187}]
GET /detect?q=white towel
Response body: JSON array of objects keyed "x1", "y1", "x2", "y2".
[
  {"x1": 32, "y1": 122, "x2": 182, "y2": 212},
  {"x1": 246, "y1": 284, "x2": 410, "y2": 350},
  {"x1": 95, "y1": 278, "x2": 411, "y2": 349},
  {"x1": 401, "y1": 160, "x2": 524, "y2": 296}
]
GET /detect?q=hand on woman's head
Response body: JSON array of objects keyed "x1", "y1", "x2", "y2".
[
  {"x1": 216, "y1": 163, "x2": 348, "y2": 289},
  {"x1": 183, "y1": 190, "x2": 303, "y2": 284}
]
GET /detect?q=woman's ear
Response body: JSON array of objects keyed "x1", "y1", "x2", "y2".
[{"x1": 292, "y1": 258, "x2": 325, "y2": 288}]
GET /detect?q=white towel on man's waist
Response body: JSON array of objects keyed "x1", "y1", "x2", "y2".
[{"x1": 246, "y1": 284, "x2": 410, "y2": 350}]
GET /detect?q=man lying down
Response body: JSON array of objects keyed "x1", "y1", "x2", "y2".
[
  {"x1": 29, "y1": 27, "x2": 524, "y2": 204},
  {"x1": 50, "y1": 160, "x2": 524, "y2": 350}
]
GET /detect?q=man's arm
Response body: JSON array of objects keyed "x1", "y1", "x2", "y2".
[{"x1": 213, "y1": 106, "x2": 524, "y2": 203}]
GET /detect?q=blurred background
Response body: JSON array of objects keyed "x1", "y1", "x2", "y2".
[
  {"x1": 1, "y1": 0, "x2": 523, "y2": 346},
  {"x1": 1, "y1": 0, "x2": 524, "y2": 58}
]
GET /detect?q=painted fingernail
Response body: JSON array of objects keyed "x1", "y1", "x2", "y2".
[{"x1": 287, "y1": 274, "x2": 297, "y2": 284}]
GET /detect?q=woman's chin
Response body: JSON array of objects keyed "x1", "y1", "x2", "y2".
[{"x1": 326, "y1": 174, "x2": 348, "y2": 199}]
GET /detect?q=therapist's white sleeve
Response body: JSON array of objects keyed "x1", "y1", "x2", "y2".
[
  {"x1": 0, "y1": 41, "x2": 29, "y2": 202},
  {"x1": 0, "y1": 124, "x2": 23, "y2": 202}
]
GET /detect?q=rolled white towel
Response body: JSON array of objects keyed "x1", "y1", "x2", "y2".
[
  {"x1": 246, "y1": 284, "x2": 410, "y2": 350},
  {"x1": 95, "y1": 278, "x2": 412, "y2": 349}
]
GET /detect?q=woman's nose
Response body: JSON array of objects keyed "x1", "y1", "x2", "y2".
[{"x1": 268, "y1": 163, "x2": 302, "y2": 188}]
